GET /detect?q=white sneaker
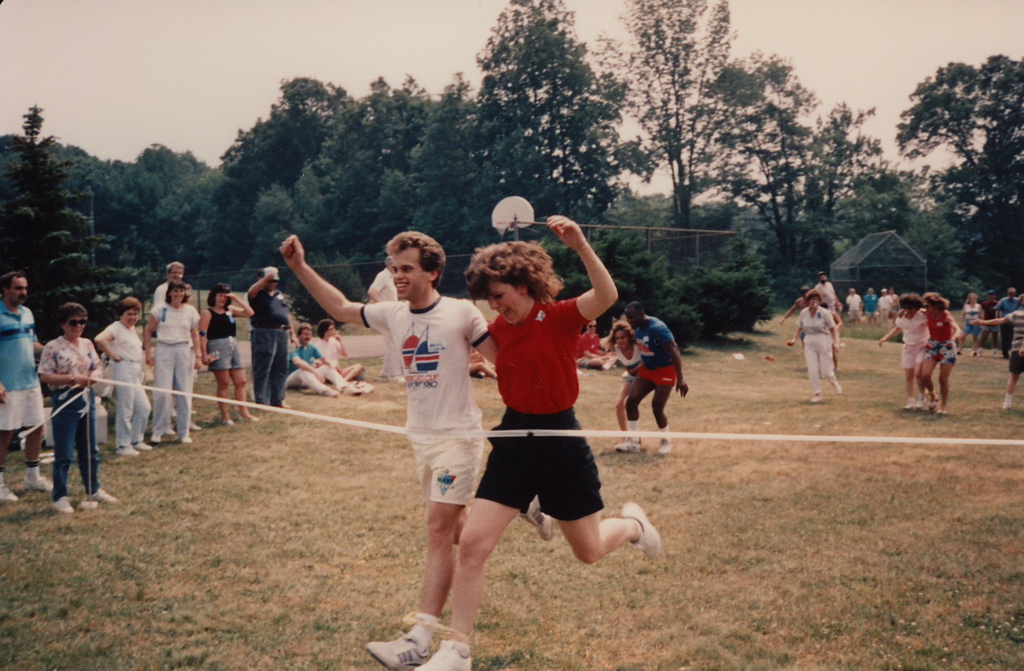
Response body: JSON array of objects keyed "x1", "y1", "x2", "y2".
[
  {"x1": 150, "y1": 434, "x2": 164, "y2": 444},
  {"x1": 830, "y1": 377, "x2": 843, "y2": 394},
  {"x1": 810, "y1": 393, "x2": 823, "y2": 404},
  {"x1": 53, "y1": 496, "x2": 74, "y2": 514},
  {"x1": 132, "y1": 442, "x2": 153, "y2": 452},
  {"x1": 519, "y1": 496, "x2": 555, "y2": 541},
  {"x1": 189, "y1": 421, "x2": 203, "y2": 432},
  {"x1": 222, "y1": 418, "x2": 235, "y2": 426},
  {"x1": 657, "y1": 438, "x2": 673, "y2": 455},
  {"x1": 916, "y1": 396, "x2": 926, "y2": 410},
  {"x1": 622, "y1": 501, "x2": 662, "y2": 559},
  {"x1": 614, "y1": 438, "x2": 641, "y2": 453},
  {"x1": 23, "y1": 475, "x2": 53, "y2": 493},
  {"x1": 91, "y1": 489, "x2": 119, "y2": 504},
  {"x1": 0, "y1": 483, "x2": 19, "y2": 503},
  {"x1": 180, "y1": 435, "x2": 193, "y2": 445},
  {"x1": 366, "y1": 635, "x2": 429, "y2": 670},
  {"x1": 903, "y1": 399, "x2": 916, "y2": 411},
  {"x1": 116, "y1": 445, "x2": 140, "y2": 457},
  {"x1": 1003, "y1": 402, "x2": 1013, "y2": 410},
  {"x1": 419, "y1": 640, "x2": 471, "y2": 671},
  {"x1": 319, "y1": 389, "x2": 341, "y2": 398}
]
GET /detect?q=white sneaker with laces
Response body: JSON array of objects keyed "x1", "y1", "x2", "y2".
[
  {"x1": 810, "y1": 393, "x2": 823, "y2": 404},
  {"x1": 23, "y1": 475, "x2": 53, "y2": 493},
  {"x1": 150, "y1": 434, "x2": 164, "y2": 444},
  {"x1": 1003, "y1": 401, "x2": 1013, "y2": 410},
  {"x1": 116, "y1": 445, "x2": 140, "y2": 457},
  {"x1": 132, "y1": 442, "x2": 153, "y2": 452},
  {"x1": 180, "y1": 435, "x2": 193, "y2": 445},
  {"x1": 53, "y1": 496, "x2": 74, "y2": 514},
  {"x1": 657, "y1": 438, "x2": 672, "y2": 455},
  {"x1": 91, "y1": 489, "x2": 119, "y2": 504},
  {"x1": 419, "y1": 640, "x2": 471, "y2": 671},
  {"x1": 0, "y1": 483, "x2": 19, "y2": 503},
  {"x1": 519, "y1": 496, "x2": 555, "y2": 541},
  {"x1": 622, "y1": 501, "x2": 662, "y2": 559},
  {"x1": 366, "y1": 635, "x2": 429, "y2": 671},
  {"x1": 614, "y1": 438, "x2": 641, "y2": 453},
  {"x1": 189, "y1": 421, "x2": 203, "y2": 432}
]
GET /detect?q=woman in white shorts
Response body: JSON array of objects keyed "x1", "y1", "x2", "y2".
[
  {"x1": 199, "y1": 283, "x2": 258, "y2": 425},
  {"x1": 878, "y1": 294, "x2": 929, "y2": 410}
]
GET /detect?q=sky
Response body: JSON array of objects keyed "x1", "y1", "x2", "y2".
[{"x1": 2, "y1": 0, "x2": 1023, "y2": 194}]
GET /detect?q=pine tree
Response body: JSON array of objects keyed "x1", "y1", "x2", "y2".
[{"x1": 1, "y1": 106, "x2": 114, "y2": 338}]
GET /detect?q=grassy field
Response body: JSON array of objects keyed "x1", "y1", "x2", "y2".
[{"x1": 1, "y1": 317, "x2": 1022, "y2": 670}]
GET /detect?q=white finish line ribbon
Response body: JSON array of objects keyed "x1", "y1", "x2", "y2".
[{"x1": 71, "y1": 378, "x2": 1024, "y2": 448}]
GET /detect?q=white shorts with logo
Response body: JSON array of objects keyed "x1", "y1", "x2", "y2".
[
  {"x1": 413, "y1": 437, "x2": 484, "y2": 506},
  {"x1": 0, "y1": 386, "x2": 46, "y2": 431},
  {"x1": 902, "y1": 342, "x2": 927, "y2": 370}
]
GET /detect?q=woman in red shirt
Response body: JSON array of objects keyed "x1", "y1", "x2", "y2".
[
  {"x1": 414, "y1": 216, "x2": 662, "y2": 671},
  {"x1": 919, "y1": 292, "x2": 961, "y2": 414}
]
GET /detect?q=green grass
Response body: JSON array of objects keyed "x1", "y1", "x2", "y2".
[{"x1": 1, "y1": 319, "x2": 1022, "y2": 670}]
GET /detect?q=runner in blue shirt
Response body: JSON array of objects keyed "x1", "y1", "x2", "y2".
[{"x1": 617, "y1": 301, "x2": 688, "y2": 455}]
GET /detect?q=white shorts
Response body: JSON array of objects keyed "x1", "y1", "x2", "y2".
[
  {"x1": 0, "y1": 386, "x2": 46, "y2": 431},
  {"x1": 413, "y1": 437, "x2": 484, "y2": 506},
  {"x1": 902, "y1": 342, "x2": 927, "y2": 370}
]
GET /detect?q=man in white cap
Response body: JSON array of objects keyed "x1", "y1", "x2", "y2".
[{"x1": 247, "y1": 266, "x2": 293, "y2": 408}]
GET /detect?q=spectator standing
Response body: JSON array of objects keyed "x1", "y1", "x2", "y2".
[
  {"x1": 152, "y1": 261, "x2": 184, "y2": 311},
  {"x1": 95, "y1": 297, "x2": 153, "y2": 455},
  {"x1": 863, "y1": 288, "x2": 879, "y2": 325},
  {"x1": 995, "y1": 287, "x2": 1021, "y2": 359},
  {"x1": 368, "y1": 256, "x2": 403, "y2": 381},
  {"x1": 845, "y1": 288, "x2": 863, "y2": 323},
  {"x1": 979, "y1": 290, "x2": 1001, "y2": 357},
  {"x1": 37, "y1": 302, "x2": 118, "y2": 513},
  {"x1": 0, "y1": 271, "x2": 52, "y2": 503},
  {"x1": 247, "y1": 267, "x2": 292, "y2": 408},
  {"x1": 960, "y1": 293, "x2": 982, "y2": 356},
  {"x1": 144, "y1": 281, "x2": 201, "y2": 443},
  {"x1": 877, "y1": 289, "x2": 894, "y2": 328},
  {"x1": 198, "y1": 283, "x2": 258, "y2": 425}
]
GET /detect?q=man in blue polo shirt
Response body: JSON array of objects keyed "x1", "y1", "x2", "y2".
[
  {"x1": 995, "y1": 287, "x2": 1021, "y2": 359},
  {"x1": 618, "y1": 301, "x2": 689, "y2": 456},
  {"x1": 0, "y1": 271, "x2": 53, "y2": 503}
]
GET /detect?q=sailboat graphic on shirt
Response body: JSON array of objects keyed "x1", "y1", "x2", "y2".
[{"x1": 402, "y1": 326, "x2": 441, "y2": 373}]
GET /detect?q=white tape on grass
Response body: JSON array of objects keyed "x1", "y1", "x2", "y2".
[{"x1": 78, "y1": 378, "x2": 1024, "y2": 448}]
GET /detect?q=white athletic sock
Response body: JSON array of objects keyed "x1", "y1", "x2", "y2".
[
  {"x1": 26, "y1": 465, "x2": 41, "y2": 480},
  {"x1": 1005, "y1": 393, "x2": 1014, "y2": 408},
  {"x1": 408, "y1": 613, "x2": 437, "y2": 648},
  {"x1": 627, "y1": 420, "x2": 639, "y2": 441}
]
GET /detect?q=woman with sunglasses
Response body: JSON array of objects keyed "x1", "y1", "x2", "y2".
[
  {"x1": 37, "y1": 302, "x2": 118, "y2": 513},
  {"x1": 144, "y1": 280, "x2": 202, "y2": 443},
  {"x1": 576, "y1": 320, "x2": 616, "y2": 370}
]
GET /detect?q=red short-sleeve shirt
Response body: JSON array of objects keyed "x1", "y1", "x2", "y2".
[{"x1": 488, "y1": 298, "x2": 589, "y2": 414}]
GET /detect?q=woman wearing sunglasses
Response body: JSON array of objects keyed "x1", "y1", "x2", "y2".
[{"x1": 37, "y1": 302, "x2": 118, "y2": 513}]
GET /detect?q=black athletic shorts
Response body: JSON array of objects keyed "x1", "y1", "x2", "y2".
[
  {"x1": 475, "y1": 406, "x2": 604, "y2": 522},
  {"x1": 1010, "y1": 351, "x2": 1024, "y2": 376}
]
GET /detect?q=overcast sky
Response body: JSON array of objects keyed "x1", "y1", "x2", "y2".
[{"x1": 3, "y1": 0, "x2": 1023, "y2": 192}]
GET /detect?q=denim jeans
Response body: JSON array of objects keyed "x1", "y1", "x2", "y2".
[
  {"x1": 50, "y1": 388, "x2": 100, "y2": 501},
  {"x1": 113, "y1": 359, "x2": 151, "y2": 446},
  {"x1": 251, "y1": 328, "x2": 289, "y2": 406}
]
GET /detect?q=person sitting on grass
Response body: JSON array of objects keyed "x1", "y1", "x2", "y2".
[
  {"x1": 286, "y1": 323, "x2": 364, "y2": 397},
  {"x1": 576, "y1": 320, "x2": 616, "y2": 370},
  {"x1": 314, "y1": 319, "x2": 373, "y2": 394}
]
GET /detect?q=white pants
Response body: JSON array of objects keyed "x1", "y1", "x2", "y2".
[
  {"x1": 803, "y1": 334, "x2": 835, "y2": 394},
  {"x1": 286, "y1": 365, "x2": 344, "y2": 395},
  {"x1": 152, "y1": 344, "x2": 194, "y2": 438},
  {"x1": 113, "y1": 359, "x2": 151, "y2": 447}
]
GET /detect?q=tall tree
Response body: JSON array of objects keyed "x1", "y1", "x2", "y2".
[
  {"x1": 476, "y1": 0, "x2": 624, "y2": 221},
  {"x1": 897, "y1": 55, "x2": 1024, "y2": 285},
  {"x1": 616, "y1": 0, "x2": 733, "y2": 227},
  {"x1": 718, "y1": 54, "x2": 818, "y2": 271},
  {"x1": 0, "y1": 107, "x2": 115, "y2": 337}
]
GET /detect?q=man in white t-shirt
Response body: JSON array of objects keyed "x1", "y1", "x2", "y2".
[
  {"x1": 368, "y1": 256, "x2": 403, "y2": 381},
  {"x1": 152, "y1": 261, "x2": 184, "y2": 311},
  {"x1": 281, "y1": 231, "x2": 553, "y2": 669},
  {"x1": 877, "y1": 289, "x2": 894, "y2": 327},
  {"x1": 845, "y1": 288, "x2": 863, "y2": 323}
]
